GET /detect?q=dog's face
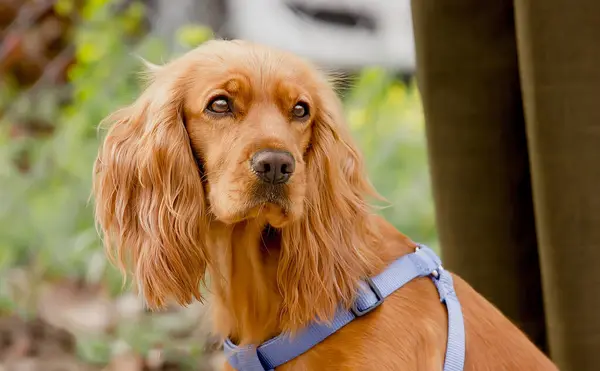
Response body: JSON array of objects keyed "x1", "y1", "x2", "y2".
[
  {"x1": 182, "y1": 44, "x2": 320, "y2": 227},
  {"x1": 93, "y1": 40, "x2": 378, "y2": 309}
]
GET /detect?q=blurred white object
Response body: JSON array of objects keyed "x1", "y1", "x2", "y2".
[{"x1": 225, "y1": 0, "x2": 415, "y2": 72}]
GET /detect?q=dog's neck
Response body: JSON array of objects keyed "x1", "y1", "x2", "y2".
[
  {"x1": 206, "y1": 215, "x2": 413, "y2": 346},
  {"x1": 208, "y1": 219, "x2": 283, "y2": 344}
]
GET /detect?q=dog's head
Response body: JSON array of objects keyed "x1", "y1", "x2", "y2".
[{"x1": 93, "y1": 40, "x2": 379, "y2": 312}]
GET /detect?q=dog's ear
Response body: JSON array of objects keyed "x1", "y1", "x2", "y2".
[
  {"x1": 92, "y1": 65, "x2": 209, "y2": 309},
  {"x1": 280, "y1": 76, "x2": 382, "y2": 328}
]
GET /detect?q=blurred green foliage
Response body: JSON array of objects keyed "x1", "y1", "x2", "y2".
[
  {"x1": 347, "y1": 73, "x2": 435, "y2": 247},
  {"x1": 0, "y1": 0, "x2": 436, "y2": 319}
]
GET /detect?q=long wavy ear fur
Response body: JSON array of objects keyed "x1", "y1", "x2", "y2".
[
  {"x1": 279, "y1": 75, "x2": 382, "y2": 328},
  {"x1": 92, "y1": 68, "x2": 209, "y2": 309}
]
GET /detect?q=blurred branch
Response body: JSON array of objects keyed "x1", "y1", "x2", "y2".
[
  {"x1": 2, "y1": 44, "x2": 74, "y2": 120},
  {"x1": 0, "y1": 0, "x2": 57, "y2": 36}
]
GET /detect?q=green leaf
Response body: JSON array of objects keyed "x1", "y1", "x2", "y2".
[{"x1": 176, "y1": 24, "x2": 213, "y2": 48}]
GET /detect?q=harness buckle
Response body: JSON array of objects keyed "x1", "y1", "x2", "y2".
[
  {"x1": 431, "y1": 265, "x2": 444, "y2": 279},
  {"x1": 351, "y1": 277, "x2": 384, "y2": 317}
]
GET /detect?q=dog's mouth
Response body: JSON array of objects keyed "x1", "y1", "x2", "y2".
[
  {"x1": 251, "y1": 183, "x2": 290, "y2": 211},
  {"x1": 238, "y1": 184, "x2": 291, "y2": 228}
]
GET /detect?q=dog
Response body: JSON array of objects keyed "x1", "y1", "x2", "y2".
[{"x1": 92, "y1": 40, "x2": 557, "y2": 370}]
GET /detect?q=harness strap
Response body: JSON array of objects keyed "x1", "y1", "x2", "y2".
[{"x1": 224, "y1": 245, "x2": 465, "y2": 371}]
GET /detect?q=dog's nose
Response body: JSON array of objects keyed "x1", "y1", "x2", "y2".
[{"x1": 250, "y1": 150, "x2": 295, "y2": 184}]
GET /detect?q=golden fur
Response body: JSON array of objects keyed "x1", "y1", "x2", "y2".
[{"x1": 92, "y1": 40, "x2": 557, "y2": 370}]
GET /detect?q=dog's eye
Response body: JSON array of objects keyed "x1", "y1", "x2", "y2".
[
  {"x1": 292, "y1": 102, "x2": 309, "y2": 119},
  {"x1": 207, "y1": 96, "x2": 231, "y2": 114}
]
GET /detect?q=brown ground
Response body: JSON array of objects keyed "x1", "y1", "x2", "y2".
[{"x1": 1, "y1": 274, "x2": 224, "y2": 371}]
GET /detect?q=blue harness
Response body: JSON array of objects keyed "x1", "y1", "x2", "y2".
[{"x1": 224, "y1": 245, "x2": 465, "y2": 371}]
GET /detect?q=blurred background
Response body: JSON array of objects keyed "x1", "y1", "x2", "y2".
[{"x1": 0, "y1": 0, "x2": 435, "y2": 370}]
